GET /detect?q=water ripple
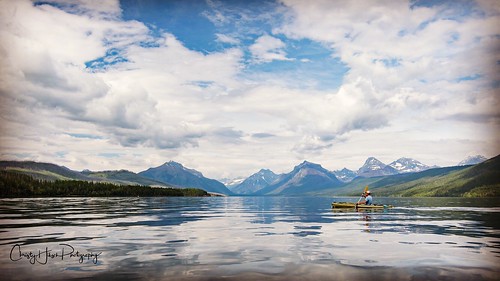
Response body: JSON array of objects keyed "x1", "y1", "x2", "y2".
[{"x1": 0, "y1": 197, "x2": 499, "y2": 281}]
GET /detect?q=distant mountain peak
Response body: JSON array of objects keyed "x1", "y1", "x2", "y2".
[
  {"x1": 333, "y1": 168, "x2": 357, "y2": 183},
  {"x1": 252, "y1": 161, "x2": 342, "y2": 196},
  {"x1": 258, "y1": 168, "x2": 273, "y2": 173},
  {"x1": 228, "y1": 168, "x2": 279, "y2": 195},
  {"x1": 364, "y1": 157, "x2": 384, "y2": 165},
  {"x1": 388, "y1": 157, "x2": 431, "y2": 173},
  {"x1": 162, "y1": 160, "x2": 184, "y2": 169},
  {"x1": 295, "y1": 161, "x2": 323, "y2": 171},
  {"x1": 359, "y1": 157, "x2": 385, "y2": 171},
  {"x1": 458, "y1": 155, "x2": 488, "y2": 166},
  {"x1": 298, "y1": 160, "x2": 314, "y2": 166},
  {"x1": 220, "y1": 177, "x2": 245, "y2": 188},
  {"x1": 161, "y1": 161, "x2": 203, "y2": 178},
  {"x1": 139, "y1": 161, "x2": 231, "y2": 195},
  {"x1": 358, "y1": 157, "x2": 398, "y2": 177}
]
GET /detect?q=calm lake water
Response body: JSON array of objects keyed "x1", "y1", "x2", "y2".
[{"x1": 0, "y1": 196, "x2": 499, "y2": 281}]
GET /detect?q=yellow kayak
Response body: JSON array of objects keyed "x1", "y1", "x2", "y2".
[{"x1": 332, "y1": 202, "x2": 393, "y2": 209}]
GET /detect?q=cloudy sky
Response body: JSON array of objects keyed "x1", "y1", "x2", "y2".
[{"x1": 0, "y1": 0, "x2": 499, "y2": 179}]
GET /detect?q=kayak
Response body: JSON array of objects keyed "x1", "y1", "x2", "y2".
[
  {"x1": 332, "y1": 202, "x2": 393, "y2": 209},
  {"x1": 332, "y1": 202, "x2": 392, "y2": 209}
]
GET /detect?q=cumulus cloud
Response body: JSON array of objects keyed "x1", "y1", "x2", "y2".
[
  {"x1": 0, "y1": 0, "x2": 498, "y2": 177},
  {"x1": 293, "y1": 135, "x2": 333, "y2": 156},
  {"x1": 91, "y1": 33, "x2": 244, "y2": 149},
  {"x1": 218, "y1": 78, "x2": 392, "y2": 157},
  {"x1": 0, "y1": 0, "x2": 149, "y2": 116},
  {"x1": 0, "y1": 0, "x2": 244, "y2": 153},
  {"x1": 249, "y1": 34, "x2": 293, "y2": 63},
  {"x1": 278, "y1": 0, "x2": 500, "y2": 127}
]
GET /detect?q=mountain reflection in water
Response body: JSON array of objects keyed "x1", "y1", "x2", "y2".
[{"x1": 0, "y1": 196, "x2": 499, "y2": 281}]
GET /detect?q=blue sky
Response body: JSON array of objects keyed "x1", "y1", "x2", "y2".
[
  {"x1": 117, "y1": 0, "x2": 348, "y2": 90},
  {"x1": 0, "y1": 0, "x2": 498, "y2": 178}
]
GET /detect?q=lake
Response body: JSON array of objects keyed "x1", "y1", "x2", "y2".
[{"x1": 0, "y1": 196, "x2": 499, "y2": 281}]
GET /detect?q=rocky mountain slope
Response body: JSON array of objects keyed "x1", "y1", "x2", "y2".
[
  {"x1": 254, "y1": 161, "x2": 343, "y2": 195},
  {"x1": 139, "y1": 161, "x2": 233, "y2": 195},
  {"x1": 357, "y1": 157, "x2": 399, "y2": 177},
  {"x1": 229, "y1": 169, "x2": 279, "y2": 195},
  {"x1": 458, "y1": 155, "x2": 487, "y2": 166}
]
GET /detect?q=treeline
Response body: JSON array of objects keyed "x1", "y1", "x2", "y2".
[{"x1": 0, "y1": 171, "x2": 209, "y2": 197}]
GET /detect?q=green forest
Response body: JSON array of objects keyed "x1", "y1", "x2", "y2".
[{"x1": 0, "y1": 171, "x2": 209, "y2": 198}]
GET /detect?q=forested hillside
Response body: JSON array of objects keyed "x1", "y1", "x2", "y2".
[
  {"x1": 0, "y1": 171, "x2": 208, "y2": 197},
  {"x1": 318, "y1": 155, "x2": 500, "y2": 197}
]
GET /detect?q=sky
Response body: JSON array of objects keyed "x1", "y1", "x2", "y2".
[{"x1": 0, "y1": 0, "x2": 499, "y2": 180}]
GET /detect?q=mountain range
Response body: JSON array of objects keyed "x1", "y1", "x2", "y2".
[
  {"x1": 252, "y1": 161, "x2": 343, "y2": 196},
  {"x1": 319, "y1": 155, "x2": 499, "y2": 197},
  {"x1": 332, "y1": 168, "x2": 357, "y2": 183},
  {"x1": 0, "y1": 155, "x2": 493, "y2": 197},
  {"x1": 229, "y1": 156, "x2": 435, "y2": 194},
  {"x1": 0, "y1": 160, "x2": 231, "y2": 195},
  {"x1": 356, "y1": 157, "x2": 400, "y2": 177}
]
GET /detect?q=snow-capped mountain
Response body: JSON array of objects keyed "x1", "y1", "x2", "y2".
[
  {"x1": 254, "y1": 161, "x2": 342, "y2": 195},
  {"x1": 333, "y1": 168, "x2": 357, "y2": 182},
  {"x1": 357, "y1": 157, "x2": 399, "y2": 178},
  {"x1": 388, "y1": 157, "x2": 431, "y2": 173},
  {"x1": 458, "y1": 155, "x2": 488, "y2": 166},
  {"x1": 230, "y1": 169, "x2": 279, "y2": 195},
  {"x1": 220, "y1": 177, "x2": 246, "y2": 188}
]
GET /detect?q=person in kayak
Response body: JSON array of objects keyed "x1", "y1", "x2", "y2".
[{"x1": 357, "y1": 190, "x2": 373, "y2": 205}]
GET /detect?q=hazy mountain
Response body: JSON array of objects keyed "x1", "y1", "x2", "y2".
[
  {"x1": 0, "y1": 161, "x2": 93, "y2": 181},
  {"x1": 139, "y1": 161, "x2": 233, "y2": 195},
  {"x1": 458, "y1": 155, "x2": 488, "y2": 166},
  {"x1": 82, "y1": 170, "x2": 169, "y2": 187},
  {"x1": 255, "y1": 161, "x2": 342, "y2": 195},
  {"x1": 230, "y1": 169, "x2": 279, "y2": 195},
  {"x1": 333, "y1": 168, "x2": 357, "y2": 183},
  {"x1": 220, "y1": 177, "x2": 246, "y2": 189},
  {"x1": 388, "y1": 157, "x2": 431, "y2": 174},
  {"x1": 357, "y1": 157, "x2": 399, "y2": 177},
  {"x1": 0, "y1": 161, "x2": 170, "y2": 187}
]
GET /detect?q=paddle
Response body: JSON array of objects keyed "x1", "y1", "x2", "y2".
[{"x1": 356, "y1": 185, "x2": 369, "y2": 204}]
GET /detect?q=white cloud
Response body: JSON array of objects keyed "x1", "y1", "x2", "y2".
[
  {"x1": 278, "y1": 0, "x2": 499, "y2": 101},
  {"x1": 277, "y1": 0, "x2": 500, "y2": 138},
  {"x1": 249, "y1": 34, "x2": 293, "y2": 63},
  {"x1": 0, "y1": 0, "x2": 498, "y2": 178},
  {"x1": 0, "y1": 0, "x2": 150, "y2": 116},
  {"x1": 37, "y1": 0, "x2": 122, "y2": 19},
  {"x1": 88, "y1": 33, "x2": 245, "y2": 150},
  {"x1": 215, "y1": 33, "x2": 240, "y2": 45},
  {"x1": 0, "y1": 0, "x2": 245, "y2": 156},
  {"x1": 0, "y1": 1, "x2": 298, "y2": 176}
]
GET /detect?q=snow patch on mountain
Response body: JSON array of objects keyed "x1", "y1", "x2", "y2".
[
  {"x1": 220, "y1": 177, "x2": 245, "y2": 188},
  {"x1": 333, "y1": 168, "x2": 357, "y2": 182},
  {"x1": 357, "y1": 157, "x2": 399, "y2": 177},
  {"x1": 388, "y1": 157, "x2": 431, "y2": 173},
  {"x1": 458, "y1": 155, "x2": 487, "y2": 166},
  {"x1": 229, "y1": 169, "x2": 279, "y2": 195}
]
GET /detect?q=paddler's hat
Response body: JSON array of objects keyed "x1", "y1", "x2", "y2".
[{"x1": 366, "y1": 190, "x2": 371, "y2": 194}]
